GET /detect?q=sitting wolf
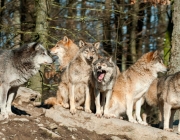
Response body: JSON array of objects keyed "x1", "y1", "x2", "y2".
[{"x1": 0, "y1": 42, "x2": 52, "y2": 119}]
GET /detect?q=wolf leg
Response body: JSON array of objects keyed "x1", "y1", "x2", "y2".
[
  {"x1": 104, "y1": 90, "x2": 112, "y2": 118},
  {"x1": 169, "y1": 109, "x2": 176, "y2": 129},
  {"x1": 94, "y1": 88, "x2": 102, "y2": 117},
  {"x1": 135, "y1": 97, "x2": 147, "y2": 125},
  {"x1": 178, "y1": 110, "x2": 180, "y2": 134},
  {"x1": 6, "y1": 87, "x2": 18, "y2": 115},
  {"x1": 84, "y1": 85, "x2": 91, "y2": 113},
  {"x1": 163, "y1": 102, "x2": 173, "y2": 131},
  {"x1": 69, "y1": 83, "x2": 76, "y2": 114},
  {"x1": 126, "y1": 95, "x2": 137, "y2": 123},
  {"x1": 59, "y1": 85, "x2": 69, "y2": 108},
  {"x1": 0, "y1": 84, "x2": 10, "y2": 119}
]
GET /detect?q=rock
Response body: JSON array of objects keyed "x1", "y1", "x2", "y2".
[
  {"x1": 14, "y1": 87, "x2": 41, "y2": 105},
  {"x1": 111, "y1": 136, "x2": 123, "y2": 140},
  {"x1": 45, "y1": 107, "x2": 180, "y2": 140},
  {"x1": 13, "y1": 118, "x2": 29, "y2": 122},
  {"x1": 39, "y1": 127, "x2": 61, "y2": 138},
  {"x1": 49, "y1": 123, "x2": 58, "y2": 130}
]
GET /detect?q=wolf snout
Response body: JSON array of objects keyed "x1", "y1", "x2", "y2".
[
  {"x1": 98, "y1": 66, "x2": 101, "y2": 69},
  {"x1": 90, "y1": 56, "x2": 93, "y2": 60}
]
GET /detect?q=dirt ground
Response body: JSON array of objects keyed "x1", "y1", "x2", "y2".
[{"x1": 0, "y1": 104, "x2": 118, "y2": 140}]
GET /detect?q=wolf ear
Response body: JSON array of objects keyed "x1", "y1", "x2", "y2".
[
  {"x1": 32, "y1": 42, "x2": 42, "y2": 50},
  {"x1": 94, "y1": 42, "x2": 100, "y2": 50},
  {"x1": 108, "y1": 57, "x2": 113, "y2": 63},
  {"x1": 152, "y1": 50, "x2": 159, "y2": 59},
  {"x1": 63, "y1": 36, "x2": 69, "y2": 43},
  {"x1": 79, "y1": 40, "x2": 85, "y2": 48}
]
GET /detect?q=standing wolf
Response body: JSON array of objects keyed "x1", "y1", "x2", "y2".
[
  {"x1": 92, "y1": 57, "x2": 120, "y2": 117},
  {"x1": 107, "y1": 51, "x2": 167, "y2": 123},
  {"x1": 0, "y1": 42, "x2": 52, "y2": 119},
  {"x1": 68, "y1": 40, "x2": 100, "y2": 114},
  {"x1": 157, "y1": 72, "x2": 180, "y2": 133}
]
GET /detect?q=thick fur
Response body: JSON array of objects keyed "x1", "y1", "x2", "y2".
[
  {"x1": 157, "y1": 72, "x2": 180, "y2": 133},
  {"x1": 44, "y1": 36, "x2": 79, "y2": 107},
  {"x1": 107, "y1": 51, "x2": 167, "y2": 123},
  {"x1": 51, "y1": 36, "x2": 79, "y2": 71},
  {"x1": 0, "y1": 42, "x2": 52, "y2": 119},
  {"x1": 92, "y1": 57, "x2": 120, "y2": 118},
  {"x1": 68, "y1": 40, "x2": 100, "y2": 114}
]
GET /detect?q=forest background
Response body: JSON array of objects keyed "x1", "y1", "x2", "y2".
[{"x1": 0, "y1": 0, "x2": 177, "y2": 102}]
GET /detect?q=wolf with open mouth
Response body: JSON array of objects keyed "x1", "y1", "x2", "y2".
[{"x1": 92, "y1": 57, "x2": 120, "y2": 118}]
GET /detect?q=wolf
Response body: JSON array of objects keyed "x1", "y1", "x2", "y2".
[
  {"x1": 157, "y1": 72, "x2": 180, "y2": 133},
  {"x1": 92, "y1": 57, "x2": 120, "y2": 117},
  {"x1": 0, "y1": 42, "x2": 52, "y2": 119},
  {"x1": 107, "y1": 50, "x2": 167, "y2": 123},
  {"x1": 44, "y1": 36, "x2": 80, "y2": 107},
  {"x1": 68, "y1": 40, "x2": 100, "y2": 114}
]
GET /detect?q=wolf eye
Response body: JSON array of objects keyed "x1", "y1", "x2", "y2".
[
  {"x1": 84, "y1": 50, "x2": 88, "y2": 53},
  {"x1": 42, "y1": 52, "x2": 46, "y2": 55}
]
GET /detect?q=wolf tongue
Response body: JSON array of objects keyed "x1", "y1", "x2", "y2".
[{"x1": 98, "y1": 73, "x2": 105, "y2": 80}]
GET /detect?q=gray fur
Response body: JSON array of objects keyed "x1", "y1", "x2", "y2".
[
  {"x1": 68, "y1": 40, "x2": 100, "y2": 114},
  {"x1": 92, "y1": 57, "x2": 119, "y2": 117},
  {"x1": 0, "y1": 42, "x2": 52, "y2": 119}
]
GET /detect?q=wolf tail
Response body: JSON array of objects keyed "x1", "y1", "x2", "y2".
[{"x1": 44, "y1": 97, "x2": 59, "y2": 106}]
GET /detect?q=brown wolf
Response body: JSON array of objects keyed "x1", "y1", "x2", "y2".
[
  {"x1": 107, "y1": 51, "x2": 167, "y2": 123},
  {"x1": 44, "y1": 36, "x2": 79, "y2": 107}
]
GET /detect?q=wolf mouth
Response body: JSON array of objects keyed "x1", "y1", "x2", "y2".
[{"x1": 97, "y1": 70, "x2": 106, "y2": 82}]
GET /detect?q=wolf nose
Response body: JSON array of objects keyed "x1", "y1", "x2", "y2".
[
  {"x1": 98, "y1": 66, "x2": 101, "y2": 69},
  {"x1": 90, "y1": 56, "x2": 93, "y2": 60}
]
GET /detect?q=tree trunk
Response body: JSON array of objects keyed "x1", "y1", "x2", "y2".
[
  {"x1": 168, "y1": 0, "x2": 180, "y2": 74},
  {"x1": 130, "y1": 1, "x2": 139, "y2": 63},
  {"x1": 29, "y1": 0, "x2": 50, "y2": 102},
  {"x1": 13, "y1": 0, "x2": 21, "y2": 48}
]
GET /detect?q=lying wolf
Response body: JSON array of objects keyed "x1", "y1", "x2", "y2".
[
  {"x1": 107, "y1": 51, "x2": 167, "y2": 123},
  {"x1": 92, "y1": 57, "x2": 120, "y2": 117},
  {"x1": 0, "y1": 42, "x2": 52, "y2": 119}
]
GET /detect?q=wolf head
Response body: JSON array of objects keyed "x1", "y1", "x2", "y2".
[
  {"x1": 78, "y1": 40, "x2": 100, "y2": 63},
  {"x1": 30, "y1": 42, "x2": 53, "y2": 68},
  {"x1": 143, "y1": 50, "x2": 167, "y2": 74},
  {"x1": 93, "y1": 57, "x2": 115, "y2": 82},
  {"x1": 50, "y1": 36, "x2": 76, "y2": 62}
]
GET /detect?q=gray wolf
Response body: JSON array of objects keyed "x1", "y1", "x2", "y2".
[
  {"x1": 92, "y1": 57, "x2": 120, "y2": 117},
  {"x1": 157, "y1": 72, "x2": 180, "y2": 133},
  {"x1": 107, "y1": 51, "x2": 167, "y2": 123},
  {"x1": 0, "y1": 42, "x2": 52, "y2": 119},
  {"x1": 68, "y1": 40, "x2": 100, "y2": 114}
]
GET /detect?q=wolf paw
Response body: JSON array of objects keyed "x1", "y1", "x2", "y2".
[
  {"x1": 62, "y1": 103, "x2": 69, "y2": 109},
  {"x1": 129, "y1": 118, "x2": 138, "y2": 123},
  {"x1": 1, "y1": 112, "x2": 9, "y2": 120},
  {"x1": 85, "y1": 108, "x2": 92, "y2": 113},
  {"x1": 95, "y1": 113, "x2": 102, "y2": 118},
  {"x1": 70, "y1": 108, "x2": 77, "y2": 115},
  {"x1": 76, "y1": 106, "x2": 83, "y2": 110},
  {"x1": 104, "y1": 114, "x2": 110, "y2": 119},
  {"x1": 164, "y1": 128, "x2": 173, "y2": 132},
  {"x1": 138, "y1": 120, "x2": 148, "y2": 125}
]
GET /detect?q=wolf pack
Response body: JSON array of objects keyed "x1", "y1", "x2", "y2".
[{"x1": 0, "y1": 37, "x2": 180, "y2": 134}]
